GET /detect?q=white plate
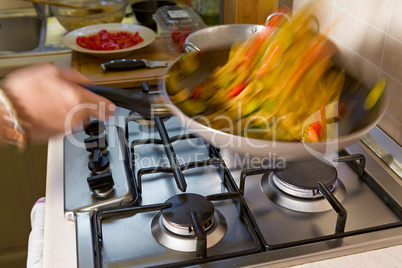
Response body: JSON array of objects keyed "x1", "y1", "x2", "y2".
[{"x1": 63, "y1": 23, "x2": 156, "y2": 58}]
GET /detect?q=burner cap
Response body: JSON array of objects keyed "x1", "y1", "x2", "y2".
[
  {"x1": 162, "y1": 193, "x2": 215, "y2": 229},
  {"x1": 274, "y1": 158, "x2": 337, "y2": 190}
]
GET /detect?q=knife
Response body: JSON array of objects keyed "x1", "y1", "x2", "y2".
[{"x1": 100, "y1": 59, "x2": 171, "y2": 72}]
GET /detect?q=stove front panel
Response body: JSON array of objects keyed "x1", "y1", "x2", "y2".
[{"x1": 64, "y1": 124, "x2": 135, "y2": 219}]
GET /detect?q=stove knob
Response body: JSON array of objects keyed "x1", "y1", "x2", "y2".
[
  {"x1": 84, "y1": 120, "x2": 106, "y2": 136},
  {"x1": 87, "y1": 171, "x2": 114, "y2": 197},
  {"x1": 88, "y1": 149, "x2": 110, "y2": 173},
  {"x1": 84, "y1": 135, "x2": 108, "y2": 154}
]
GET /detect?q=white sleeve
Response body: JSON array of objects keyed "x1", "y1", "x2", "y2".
[{"x1": 27, "y1": 197, "x2": 46, "y2": 268}]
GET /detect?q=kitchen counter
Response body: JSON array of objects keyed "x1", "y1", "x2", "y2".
[{"x1": 43, "y1": 134, "x2": 402, "y2": 268}]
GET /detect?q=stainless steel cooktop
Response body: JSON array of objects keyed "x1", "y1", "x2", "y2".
[{"x1": 63, "y1": 85, "x2": 402, "y2": 268}]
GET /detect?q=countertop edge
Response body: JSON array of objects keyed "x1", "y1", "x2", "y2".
[{"x1": 43, "y1": 135, "x2": 77, "y2": 268}]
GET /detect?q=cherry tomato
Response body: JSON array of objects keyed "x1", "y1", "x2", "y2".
[
  {"x1": 171, "y1": 29, "x2": 181, "y2": 39},
  {"x1": 178, "y1": 36, "x2": 187, "y2": 52},
  {"x1": 170, "y1": 27, "x2": 194, "y2": 51}
]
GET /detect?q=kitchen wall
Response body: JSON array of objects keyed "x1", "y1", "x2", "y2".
[{"x1": 293, "y1": 0, "x2": 402, "y2": 145}]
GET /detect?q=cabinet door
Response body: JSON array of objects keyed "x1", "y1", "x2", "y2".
[
  {"x1": 223, "y1": 0, "x2": 278, "y2": 25},
  {"x1": 0, "y1": 143, "x2": 47, "y2": 267}
]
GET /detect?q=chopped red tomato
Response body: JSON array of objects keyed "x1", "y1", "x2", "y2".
[{"x1": 76, "y1": 29, "x2": 144, "y2": 51}]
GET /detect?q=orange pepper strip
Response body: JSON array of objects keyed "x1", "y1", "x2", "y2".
[{"x1": 285, "y1": 36, "x2": 337, "y2": 90}]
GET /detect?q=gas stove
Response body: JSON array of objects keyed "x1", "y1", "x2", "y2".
[{"x1": 63, "y1": 84, "x2": 402, "y2": 268}]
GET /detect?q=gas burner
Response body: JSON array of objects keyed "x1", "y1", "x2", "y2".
[
  {"x1": 162, "y1": 194, "x2": 215, "y2": 234},
  {"x1": 261, "y1": 158, "x2": 346, "y2": 212},
  {"x1": 151, "y1": 193, "x2": 227, "y2": 252},
  {"x1": 274, "y1": 158, "x2": 338, "y2": 198}
]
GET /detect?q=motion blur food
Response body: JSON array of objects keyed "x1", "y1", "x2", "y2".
[{"x1": 167, "y1": 3, "x2": 349, "y2": 143}]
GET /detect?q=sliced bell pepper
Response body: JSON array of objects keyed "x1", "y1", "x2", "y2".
[
  {"x1": 284, "y1": 35, "x2": 337, "y2": 90},
  {"x1": 364, "y1": 77, "x2": 386, "y2": 111},
  {"x1": 179, "y1": 52, "x2": 200, "y2": 76},
  {"x1": 242, "y1": 99, "x2": 260, "y2": 117},
  {"x1": 191, "y1": 84, "x2": 202, "y2": 99},
  {"x1": 228, "y1": 81, "x2": 248, "y2": 98},
  {"x1": 245, "y1": 27, "x2": 275, "y2": 59},
  {"x1": 306, "y1": 122, "x2": 323, "y2": 142},
  {"x1": 177, "y1": 99, "x2": 207, "y2": 116}
]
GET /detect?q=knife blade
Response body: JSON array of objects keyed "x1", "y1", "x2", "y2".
[{"x1": 100, "y1": 59, "x2": 171, "y2": 72}]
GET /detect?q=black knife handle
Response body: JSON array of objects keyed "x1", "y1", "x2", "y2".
[{"x1": 101, "y1": 59, "x2": 146, "y2": 72}]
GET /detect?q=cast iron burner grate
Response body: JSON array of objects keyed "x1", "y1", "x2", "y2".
[
  {"x1": 93, "y1": 191, "x2": 261, "y2": 267},
  {"x1": 125, "y1": 104, "x2": 231, "y2": 195},
  {"x1": 238, "y1": 152, "x2": 402, "y2": 249},
  {"x1": 84, "y1": 101, "x2": 262, "y2": 267}
]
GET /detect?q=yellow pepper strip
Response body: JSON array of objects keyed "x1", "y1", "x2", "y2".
[{"x1": 364, "y1": 77, "x2": 386, "y2": 111}]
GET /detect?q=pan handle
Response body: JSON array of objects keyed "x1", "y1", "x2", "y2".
[
  {"x1": 84, "y1": 84, "x2": 165, "y2": 118},
  {"x1": 183, "y1": 42, "x2": 201, "y2": 53},
  {"x1": 265, "y1": 11, "x2": 291, "y2": 27}
]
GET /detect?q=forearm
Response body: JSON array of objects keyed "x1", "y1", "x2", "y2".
[{"x1": 0, "y1": 63, "x2": 114, "y2": 144}]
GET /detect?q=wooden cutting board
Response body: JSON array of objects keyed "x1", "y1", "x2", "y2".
[{"x1": 71, "y1": 37, "x2": 180, "y2": 88}]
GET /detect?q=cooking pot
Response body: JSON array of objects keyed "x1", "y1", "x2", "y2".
[
  {"x1": 84, "y1": 19, "x2": 388, "y2": 161},
  {"x1": 182, "y1": 12, "x2": 290, "y2": 52},
  {"x1": 183, "y1": 24, "x2": 266, "y2": 52},
  {"x1": 85, "y1": 46, "x2": 387, "y2": 161},
  {"x1": 160, "y1": 48, "x2": 388, "y2": 161}
]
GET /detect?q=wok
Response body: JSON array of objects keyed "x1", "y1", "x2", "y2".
[{"x1": 85, "y1": 47, "x2": 388, "y2": 161}]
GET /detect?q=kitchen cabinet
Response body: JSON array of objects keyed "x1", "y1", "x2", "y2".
[
  {"x1": 223, "y1": 0, "x2": 278, "y2": 25},
  {"x1": 0, "y1": 11, "x2": 70, "y2": 268},
  {"x1": 0, "y1": 144, "x2": 47, "y2": 268}
]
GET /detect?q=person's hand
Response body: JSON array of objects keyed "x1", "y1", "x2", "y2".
[{"x1": 1, "y1": 63, "x2": 115, "y2": 141}]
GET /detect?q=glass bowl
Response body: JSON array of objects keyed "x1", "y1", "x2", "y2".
[{"x1": 51, "y1": 0, "x2": 127, "y2": 32}]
